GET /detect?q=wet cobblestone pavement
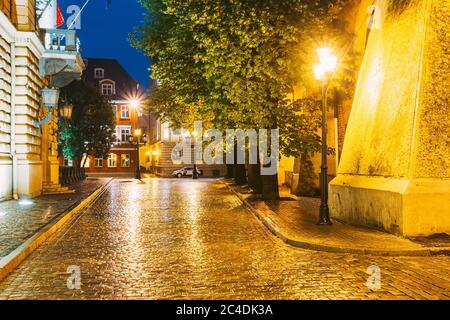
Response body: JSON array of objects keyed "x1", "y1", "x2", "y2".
[
  {"x1": 0, "y1": 178, "x2": 110, "y2": 258},
  {"x1": 0, "y1": 178, "x2": 449, "y2": 300}
]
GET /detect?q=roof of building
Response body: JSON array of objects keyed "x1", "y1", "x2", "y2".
[{"x1": 83, "y1": 58, "x2": 146, "y2": 101}]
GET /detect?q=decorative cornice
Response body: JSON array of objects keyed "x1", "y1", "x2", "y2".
[
  {"x1": 0, "y1": 11, "x2": 45, "y2": 58},
  {"x1": 0, "y1": 11, "x2": 16, "y2": 42}
]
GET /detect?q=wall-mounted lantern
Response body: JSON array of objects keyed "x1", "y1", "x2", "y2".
[
  {"x1": 35, "y1": 87, "x2": 61, "y2": 133},
  {"x1": 59, "y1": 103, "x2": 73, "y2": 120},
  {"x1": 41, "y1": 87, "x2": 60, "y2": 110}
]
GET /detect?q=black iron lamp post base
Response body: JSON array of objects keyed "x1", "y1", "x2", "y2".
[{"x1": 317, "y1": 206, "x2": 333, "y2": 225}]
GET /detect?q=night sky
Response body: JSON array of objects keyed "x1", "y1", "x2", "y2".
[{"x1": 58, "y1": 0, "x2": 150, "y2": 87}]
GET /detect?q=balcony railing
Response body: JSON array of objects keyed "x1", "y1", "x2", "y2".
[{"x1": 43, "y1": 29, "x2": 81, "y2": 53}]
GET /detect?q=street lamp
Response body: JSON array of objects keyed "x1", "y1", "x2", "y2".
[
  {"x1": 134, "y1": 128, "x2": 142, "y2": 180},
  {"x1": 129, "y1": 99, "x2": 140, "y2": 110},
  {"x1": 192, "y1": 130, "x2": 198, "y2": 180},
  {"x1": 314, "y1": 47, "x2": 337, "y2": 226}
]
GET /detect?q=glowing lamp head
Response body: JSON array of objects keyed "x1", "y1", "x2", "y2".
[
  {"x1": 314, "y1": 47, "x2": 337, "y2": 80},
  {"x1": 153, "y1": 151, "x2": 159, "y2": 156},
  {"x1": 134, "y1": 128, "x2": 142, "y2": 137},
  {"x1": 314, "y1": 64, "x2": 327, "y2": 81},
  {"x1": 129, "y1": 99, "x2": 140, "y2": 109}
]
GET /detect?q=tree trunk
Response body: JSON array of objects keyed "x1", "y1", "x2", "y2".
[
  {"x1": 226, "y1": 164, "x2": 234, "y2": 179},
  {"x1": 261, "y1": 170, "x2": 279, "y2": 200},
  {"x1": 232, "y1": 142, "x2": 247, "y2": 185},
  {"x1": 247, "y1": 163, "x2": 262, "y2": 194},
  {"x1": 293, "y1": 152, "x2": 319, "y2": 196},
  {"x1": 247, "y1": 142, "x2": 262, "y2": 193},
  {"x1": 234, "y1": 164, "x2": 247, "y2": 185}
]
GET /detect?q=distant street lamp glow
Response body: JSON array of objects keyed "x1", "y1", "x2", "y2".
[
  {"x1": 134, "y1": 128, "x2": 142, "y2": 137},
  {"x1": 129, "y1": 99, "x2": 140, "y2": 109}
]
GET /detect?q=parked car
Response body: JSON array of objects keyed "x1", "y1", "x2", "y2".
[{"x1": 172, "y1": 167, "x2": 203, "y2": 178}]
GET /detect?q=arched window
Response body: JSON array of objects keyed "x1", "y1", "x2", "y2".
[
  {"x1": 102, "y1": 83, "x2": 113, "y2": 95},
  {"x1": 100, "y1": 79, "x2": 115, "y2": 96}
]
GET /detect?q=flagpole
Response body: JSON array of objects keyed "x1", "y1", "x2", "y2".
[{"x1": 67, "y1": 0, "x2": 91, "y2": 30}]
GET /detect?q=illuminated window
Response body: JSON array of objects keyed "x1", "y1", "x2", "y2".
[
  {"x1": 108, "y1": 153, "x2": 117, "y2": 167},
  {"x1": 113, "y1": 105, "x2": 118, "y2": 118},
  {"x1": 119, "y1": 126, "x2": 132, "y2": 142},
  {"x1": 121, "y1": 154, "x2": 130, "y2": 167},
  {"x1": 81, "y1": 154, "x2": 90, "y2": 168},
  {"x1": 94, "y1": 68, "x2": 104, "y2": 79},
  {"x1": 121, "y1": 105, "x2": 130, "y2": 119},
  {"x1": 102, "y1": 83, "x2": 113, "y2": 95}
]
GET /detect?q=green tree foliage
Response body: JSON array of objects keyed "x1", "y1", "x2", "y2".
[
  {"x1": 132, "y1": 0, "x2": 352, "y2": 198},
  {"x1": 58, "y1": 80, "x2": 116, "y2": 168}
]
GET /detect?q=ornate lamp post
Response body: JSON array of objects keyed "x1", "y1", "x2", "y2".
[
  {"x1": 134, "y1": 128, "x2": 142, "y2": 180},
  {"x1": 129, "y1": 99, "x2": 142, "y2": 180},
  {"x1": 313, "y1": 48, "x2": 337, "y2": 226},
  {"x1": 192, "y1": 130, "x2": 198, "y2": 180}
]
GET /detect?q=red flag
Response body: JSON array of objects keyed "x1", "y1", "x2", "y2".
[{"x1": 56, "y1": 2, "x2": 65, "y2": 28}]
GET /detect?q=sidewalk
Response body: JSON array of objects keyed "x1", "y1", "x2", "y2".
[
  {"x1": 224, "y1": 180, "x2": 450, "y2": 256},
  {"x1": 0, "y1": 177, "x2": 112, "y2": 279}
]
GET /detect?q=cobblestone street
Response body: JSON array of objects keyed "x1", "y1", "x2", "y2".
[{"x1": 0, "y1": 178, "x2": 449, "y2": 300}]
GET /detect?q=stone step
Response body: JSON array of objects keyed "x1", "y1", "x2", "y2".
[
  {"x1": 42, "y1": 185, "x2": 75, "y2": 195},
  {"x1": 43, "y1": 190, "x2": 76, "y2": 195},
  {"x1": 43, "y1": 184, "x2": 62, "y2": 189}
]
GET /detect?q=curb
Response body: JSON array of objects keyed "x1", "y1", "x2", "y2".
[
  {"x1": 225, "y1": 183, "x2": 450, "y2": 257},
  {"x1": 0, "y1": 178, "x2": 114, "y2": 282}
]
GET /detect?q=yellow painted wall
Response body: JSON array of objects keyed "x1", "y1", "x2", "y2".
[{"x1": 330, "y1": 0, "x2": 450, "y2": 236}]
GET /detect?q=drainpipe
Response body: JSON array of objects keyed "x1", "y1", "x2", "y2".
[{"x1": 10, "y1": 41, "x2": 18, "y2": 199}]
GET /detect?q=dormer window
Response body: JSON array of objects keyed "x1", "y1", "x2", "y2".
[
  {"x1": 94, "y1": 68, "x2": 105, "y2": 79},
  {"x1": 102, "y1": 83, "x2": 114, "y2": 95}
]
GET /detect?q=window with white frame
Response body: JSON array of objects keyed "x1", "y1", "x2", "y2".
[
  {"x1": 94, "y1": 158, "x2": 104, "y2": 168},
  {"x1": 108, "y1": 153, "x2": 117, "y2": 167},
  {"x1": 119, "y1": 126, "x2": 132, "y2": 143},
  {"x1": 121, "y1": 154, "x2": 131, "y2": 167},
  {"x1": 120, "y1": 105, "x2": 130, "y2": 119},
  {"x1": 102, "y1": 83, "x2": 113, "y2": 95},
  {"x1": 113, "y1": 105, "x2": 118, "y2": 118},
  {"x1": 94, "y1": 68, "x2": 104, "y2": 79}
]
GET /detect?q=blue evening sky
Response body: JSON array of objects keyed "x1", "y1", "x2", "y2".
[{"x1": 58, "y1": 0, "x2": 150, "y2": 87}]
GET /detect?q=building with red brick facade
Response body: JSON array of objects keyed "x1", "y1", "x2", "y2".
[{"x1": 83, "y1": 58, "x2": 147, "y2": 175}]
